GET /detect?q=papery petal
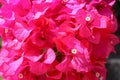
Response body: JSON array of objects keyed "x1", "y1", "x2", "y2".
[
  {"x1": 13, "y1": 22, "x2": 31, "y2": 41},
  {"x1": 79, "y1": 26, "x2": 92, "y2": 38},
  {"x1": 46, "y1": 69, "x2": 62, "y2": 79},
  {"x1": 25, "y1": 54, "x2": 44, "y2": 62},
  {"x1": 30, "y1": 62, "x2": 51, "y2": 75},
  {"x1": 56, "y1": 56, "x2": 71, "y2": 72},
  {"x1": 44, "y1": 48, "x2": 56, "y2": 64},
  {"x1": 5, "y1": 57, "x2": 23, "y2": 76},
  {"x1": 87, "y1": 32, "x2": 101, "y2": 44}
]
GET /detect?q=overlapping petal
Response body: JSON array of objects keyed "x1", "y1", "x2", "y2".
[{"x1": 0, "y1": 0, "x2": 119, "y2": 80}]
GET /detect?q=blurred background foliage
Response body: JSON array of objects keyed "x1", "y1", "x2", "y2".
[
  {"x1": 106, "y1": 0, "x2": 120, "y2": 80},
  {"x1": 108, "y1": 0, "x2": 120, "y2": 60}
]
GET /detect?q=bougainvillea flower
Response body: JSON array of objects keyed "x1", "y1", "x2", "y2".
[
  {"x1": 0, "y1": 48, "x2": 10, "y2": 66},
  {"x1": 8, "y1": 0, "x2": 31, "y2": 16},
  {"x1": 0, "y1": 0, "x2": 119, "y2": 80},
  {"x1": 90, "y1": 34, "x2": 119, "y2": 60},
  {"x1": 8, "y1": 58, "x2": 47, "y2": 80},
  {"x1": 0, "y1": 3, "x2": 13, "y2": 19},
  {"x1": 89, "y1": 0, "x2": 114, "y2": 17},
  {"x1": 12, "y1": 22, "x2": 31, "y2": 41},
  {"x1": 23, "y1": 45, "x2": 56, "y2": 75},
  {"x1": 55, "y1": 35, "x2": 93, "y2": 72},
  {"x1": 82, "y1": 66, "x2": 106, "y2": 80}
]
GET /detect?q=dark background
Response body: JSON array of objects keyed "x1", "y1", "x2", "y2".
[{"x1": 106, "y1": 0, "x2": 120, "y2": 80}]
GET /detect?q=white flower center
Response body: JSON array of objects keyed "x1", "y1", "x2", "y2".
[
  {"x1": 85, "y1": 16, "x2": 91, "y2": 21},
  {"x1": 96, "y1": 72, "x2": 100, "y2": 78},
  {"x1": 85, "y1": 14, "x2": 91, "y2": 21},
  {"x1": 5, "y1": 29, "x2": 8, "y2": 33},
  {"x1": 18, "y1": 73, "x2": 23, "y2": 79},
  {"x1": 99, "y1": 76, "x2": 103, "y2": 80},
  {"x1": 110, "y1": 41, "x2": 113, "y2": 44},
  {"x1": 95, "y1": 72, "x2": 104, "y2": 80},
  {"x1": 63, "y1": 0, "x2": 68, "y2": 2},
  {"x1": 71, "y1": 49, "x2": 77, "y2": 54}
]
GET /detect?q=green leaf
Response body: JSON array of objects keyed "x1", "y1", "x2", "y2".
[{"x1": 0, "y1": 76, "x2": 3, "y2": 80}]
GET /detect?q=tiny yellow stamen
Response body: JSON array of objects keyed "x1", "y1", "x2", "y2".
[
  {"x1": 96, "y1": 72, "x2": 100, "y2": 78},
  {"x1": 99, "y1": 76, "x2": 103, "y2": 80},
  {"x1": 110, "y1": 41, "x2": 113, "y2": 44},
  {"x1": 85, "y1": 14, "x2": 91, "y2": 21},
  {"x1": 63, "y1": 0, "x2": 68, "y2": 2},
  {"x1": 18, "y1": 73, "x2": 23, "y2": 79},
  {"x1": 5, "y1": 29, "x2": 8, "y2": 33},
  {"x1": 111, "y1": 14, "x2": 113, "y2": 19},
  {"x1": 85, "y1": 16, "x2": 91, "y2": 21},
  {"x1": 90, "y1": 27, "x2": 93, "y2": 30},
  {"x1": 71, "y1": 49, "x2": 77, "y2": 54},
  {"x1": 92, "y1": 35, "x2": 95, "y2": 39},
  {"x1": 46, "y1": 73, "x2": 49, "y2": 77},
  {"x1": 104, "y1": 5, "x2": 107, "y2": 7}
]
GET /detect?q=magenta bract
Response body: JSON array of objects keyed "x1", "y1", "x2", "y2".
[{"x1": 0, "y1": 0, "x2": 119, "y2": 80}]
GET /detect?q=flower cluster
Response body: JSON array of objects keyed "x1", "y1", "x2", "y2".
[{"x1": 0, "y1": 0, "x2": 119, "y2": 80}]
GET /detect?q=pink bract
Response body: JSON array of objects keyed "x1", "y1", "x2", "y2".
[{"x1": 0, "y1": 0, "x2": 119, "y2": 80}]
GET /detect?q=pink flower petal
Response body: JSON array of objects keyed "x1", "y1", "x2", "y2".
[{"x1": 44, "y1": 48, "x2": 56, "y2": 64}]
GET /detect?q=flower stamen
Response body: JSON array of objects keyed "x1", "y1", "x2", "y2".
[
  {"x1": 110, "y1": 41, "x2": 113, "y2": 44},
  {"x1": 96, "y1": 72, "x2": 100, "y2": 78},
  {"x1": 63, "y1": 0, "x2": 68, "y2": 2},
  {"x1": 92, "y1": 35, "x2": 95, "y2": 39},
  {"x1": 85, "y1": 14, "x2": 91, "y2": 21},
  {"x1": 5, "y1": 29, "x2": 8, "y2": 33},
  {"x1": 111, "y1": 14, "x2": 113, "y2": 19},
  {"x1": 71, "y1": 49, "x2": 77, "y2": 54},
  {"x1": 99, "y1": 76, "x2": 103, "y2": 80},
  {"x1": 18, "y1": 73, "x2": 23, "y2": 79}
]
